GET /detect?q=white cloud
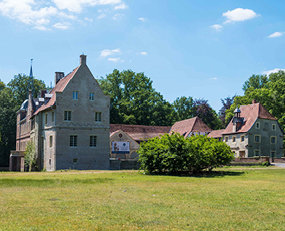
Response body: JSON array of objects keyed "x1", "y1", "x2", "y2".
[
  {"x1": 223, "y1": 8, "x2": 257, "y2": 23},
  {"x1": 263, "y1": 68, "x2": 285, "y2": 75},
  {"x1": 0, "y1": 0, "x2": 59, "y2": 29},
  {"x1": 100, "y1": 48, "x2": 120, "y2": 57},
  {"x1": 209, "y1": 77, "x2": 218, "y2": 80},
  {"x1": 114, "y1": 3, "x2": 127, "y2": 10},
  {"x1": 138, "y1": 17, "x2": 146, "y2": 22},
  {"x1": 210, "y1": 24, "x2": 223, "y2": 31},
  {"x1": 140, "y1": 51, "x2": 148, "y2": 55},
  {"x1": 0, "y1": 0, "x2": 126, "y2": 30},
  {"x1": 52, "y1": 0, "x2": 122, "y2": 13},
  {"x1": 268, "y1": 32, "x2": 283, "y2": 38},
  {"x1": 84, "y1": 17, "x2": 93, "y2": 22},
  {"x1": 53, "y1": 22, "x2": 70, "y2": 30},
  {"x1": 108, "y1": 57, "x2": 120, "y2": 62},
  {"x1": 97, "y1": 13, "x2": 106, "y2": 19}
]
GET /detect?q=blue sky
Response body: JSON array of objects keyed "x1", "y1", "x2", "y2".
[{"x1": 0, "y1": 0, "x2": 284, "y2": 112}]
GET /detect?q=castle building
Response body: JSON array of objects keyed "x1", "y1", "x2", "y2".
[
  {"x1": 10, "y1": 55, "x2": 110, "y2": 171},
  {"x1": 209, "y1": 101, "x2": 284, "y2": 158}
]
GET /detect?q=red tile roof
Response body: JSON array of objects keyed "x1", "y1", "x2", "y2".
[
  {"x1": 34, "y1": 67, "x2": 79, "y2": 115},
  {"x1": 110, "y1": 124, "x2": 171, "y2": 141},
  {"x1": 223, "y1": 102, "x2": 277, "y2": 135},
  {"x1": 208, "y1": 129, "x2": 225, "y2": 138},
  {"x1": 169, "y1": 117, "x2": 212, "y2": 137}
]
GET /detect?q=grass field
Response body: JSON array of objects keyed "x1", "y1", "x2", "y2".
[{"x1": 1, "y1": 167, "x2": 285, "y2": 230}]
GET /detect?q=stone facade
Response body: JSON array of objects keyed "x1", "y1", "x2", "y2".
[
  {"x1": 10, "y1": 55, "x2": 110, "y2": 171},
  {"x1": 222, "y1": 102, "x2": 284, "y2": 158}
]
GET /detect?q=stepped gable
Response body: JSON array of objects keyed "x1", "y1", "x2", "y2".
[{"x1": 223, "y1": 102, "x2": 277, "y2": 135}]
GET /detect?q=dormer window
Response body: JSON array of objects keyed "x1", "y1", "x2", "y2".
[
  {"x1": 89, "y1": 93, "x2": 94, "y2": 101},
  {"x1": 255, "y1": 122, "x2": 260, "y2": 129},
  {"x1": 73, "y1": 91, "x2": 78, "y2": 100}
]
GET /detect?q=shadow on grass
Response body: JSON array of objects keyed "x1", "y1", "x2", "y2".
[
  {"x1": 144, "y1": 170, "x2": 245, "y2": 178},
  {"x1": 0, "y1": 177, "x2": 113, "y2": 187}
]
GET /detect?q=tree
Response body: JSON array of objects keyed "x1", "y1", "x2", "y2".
[
  {"x1": 242, "y1": 74, "x2": 268, "y2": 92},
  {"x1": 0, "y1": 80, "x2": 5, "y2": 91},
  {"x1": 99, "y1": 69, "x2": 174, "y2": 126},
  {"x1": 226, "y1": 71, "x2": 285, "y2": 132},
  {"x1": 172, "y1": 96, "x2": 194, "y2": 121},
  {"x1": 24, "y1": 140, "x2": 36, "y2": 172},
  {"x1": 192, "y1": 99, "x2": 222, "y2": 130},
  {"x1": 138, "y1": 133, "x2": 234, "y2": 175},
  {"x1": 0, "y1": 87, "x2": 17, "y2": 166},
  {"x1": 219, "y1": 96, "x2": 235, "y2": 128},
  {"x1": 8, "y1": 74, "x2": 46, "y2": 106}
]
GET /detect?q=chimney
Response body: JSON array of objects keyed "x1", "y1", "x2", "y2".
[
  {"x1": 252, "y1": 99, "x2": 257, "y2": 104},
  {"x1": 55, "y1": 72, "x2": 64, "y2": 85},
  {"x1": 80, "y1": 54, "x2": 86, "y2": 65}
]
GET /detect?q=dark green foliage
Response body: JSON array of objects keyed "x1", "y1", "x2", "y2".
[
  {"x1": 99, "y1": 69, "x2": 174, "y2": 126},
  {"x1": 138, "y1": 133, "x2": 234, "y2": 175}
]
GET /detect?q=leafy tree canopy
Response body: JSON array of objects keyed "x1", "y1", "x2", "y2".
[
  {"x1": 226, "y1": 71, "x2": 285, "y2": 131},
  {"x1": 99, "y1": 69, "x2": 174, "y2": 126},
  {"x1": 8, "y1": 74, "x2": 46, "y2": 107}
]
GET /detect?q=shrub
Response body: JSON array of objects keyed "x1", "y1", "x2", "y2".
[{"x1": 138, "y1": 133, "x2": 234, "y2": 175}]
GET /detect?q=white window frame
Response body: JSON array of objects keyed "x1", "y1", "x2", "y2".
[
  {"x1": 232, "y1": 136, "x2": 236, "y2": 142},
  {"x1": 95, "y1": 112, "x2": 102, "y2": 122},
  {"x1": 241, "y1": 135, "x2": 245, "y2": 142},
  {"x1": 272, "y1": 124, "x2": 276, "y2": 131},
  {"x1": 90, "y1": 135, "x2": 97, "y2": 147},
  {"x1": 270, "y1": 136, "x2": 277, "y2": 144},
  {"x1": 70, "y1": 135, "x2": 77, "y2": 147},
  {"x1": 254, "y1": 135, "x2": 261, "y2": 143},
  {"x1": 64, "y1": 111, "x2": 72, "y2": 121},
  {"x1": 255, "y1": 122, "x2": 260, "y2": 129},
  {"x1": 49, "y1": 136, "x2": 53, "y2": 148}
]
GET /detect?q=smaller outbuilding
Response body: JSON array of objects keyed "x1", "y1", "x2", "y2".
[
  {"x1": 208, "y1": 129, "x2": 225, "y2": 141},
  {"x1": 110, "y1": 124, "x2": 171, "y2": 160},
  {"x1": 169, "y1": 116, "x2": 212, "y2": 137}
]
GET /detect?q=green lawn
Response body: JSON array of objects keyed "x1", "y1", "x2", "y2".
[{"x1": 1, "y1": 167, "x2": 285, "y2": 230}]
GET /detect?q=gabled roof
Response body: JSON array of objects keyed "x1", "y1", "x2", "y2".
[
  {"x1": 110, "y1": 124, "x2": 171, "y2": 141},
  {"x1": 169, "y1": 117, "x2": 212, "y2": 137},
  {"x1": 34, "y1": 67, "x2": 79, "y2": 115},
  {"x1": 223, "y1": 102, "x2": 277, "y2": 135},
  {"x1": 208, "y1": 129, "x2": 225, "y2": 138}
]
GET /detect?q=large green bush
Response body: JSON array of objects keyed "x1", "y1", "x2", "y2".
[{"x1": 138, "y1": 133, "x2": 234, "y2": 175}]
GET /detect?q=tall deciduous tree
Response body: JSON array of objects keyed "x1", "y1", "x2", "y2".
[
  {"x1": 8, "y1": 74, "x2": 46, "y2": 106},
  {"x1": 99, "y1": 69, "x2": 174, "y2": 126},
  {"x1": 226, "y1": 71, "x2": 285, "y2": 132},
  {"x1": 219, "y1": 96, "x2": 235, "y2": 128},
  {"x1": 172, "y1": 96, "x2": 194, "y2": 121},
  {"x1": 192, "y1": 99, "x2": 222, "y2": 130}
]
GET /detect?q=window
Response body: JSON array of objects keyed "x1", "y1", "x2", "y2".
[
  {"x1": 73, "y1": 91, "x2": 78, "y2": 100},
  {"x1": 271, "y1": 151, "x2": 276, "y2": 157},
  {"x1": 232, "y1": 136, "x2": 236, "y2": 142},
  {"x1": 64, "y1": 111, "x2": 71, "y2": 121},
  {"x1": 254, "y1": 135, "x2": 260, "y2": 143},
  {"x1": 254, "y1": 149, "x2": 260, "y2": 156},
  {"x1": 52, "y1": 112, "x2": 55, "y2": 122},
  {"x1": 241, "y1": 136, "x2": 245, "y2": 142},
  {"x1": 89, "y1": 93, "x2": 94, "y2": 101},
  {"x1": 272, "y1": 124, "x2": 276, "y2": 131},
  {"x1": 49, "y1": 136, "x2": 53, "y2": 147},
  {"x1": 70, "y1": 135, "x2": 77, "y2": 147},
  {"x1": 271, "y1": 136, "x2": 276, "y2": 144},
  {"x1": 255, "y1": 122, "x2": 260, "y2": 129},
  {"x1": 90, "y1": 136, "x2": 97, "y2": 147},
  {"x1": 225, "y1": 136, "x2": 228, "y2": 142},
  {"x1": 95, "y1": 112, "x2": 102, "y2": 121},
  {"x1": 45, "y1": 113, "x2": 48, "y2": 125}
]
